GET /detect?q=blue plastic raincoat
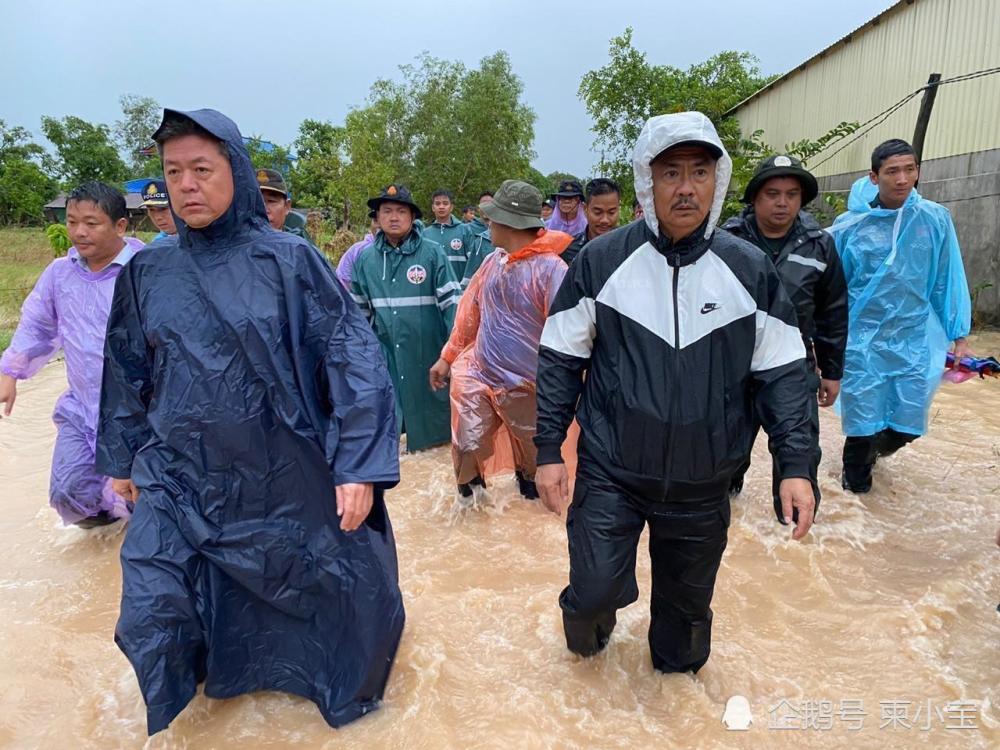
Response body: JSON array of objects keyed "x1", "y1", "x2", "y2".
[
  {"x1": 827, "y1": 177, "x2": 971, "y2": 436},
  {"x1": 96, "y1": 109, "x2": 405, "y2": 734}
]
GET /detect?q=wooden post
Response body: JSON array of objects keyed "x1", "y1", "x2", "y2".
[{"x1": 912, "y1": 73, "x2": 942, "y2": 162}]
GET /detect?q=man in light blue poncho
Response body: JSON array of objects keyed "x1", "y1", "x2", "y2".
[{"x1": 828, "y1": 139, "x2": 972, "y2": 493}]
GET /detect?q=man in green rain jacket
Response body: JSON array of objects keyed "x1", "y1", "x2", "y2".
[
  {"x1": 351, "y1": 184, "x2": 461, "y2": 452},
  {"x1": 424, "y1": 188, "x2": 474, "y2": 281}
]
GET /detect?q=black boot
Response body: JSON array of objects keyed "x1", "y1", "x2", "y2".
[
  {"x1": 841, "y1": 463, "x2": 873, "y2": 494},
  {"x1": 458, "y1": 475, "x2": 486, "y2": 498},
  {"x1": 516, "y1": 471, "x2": 539, "y2": 500},
  {"x1": 74, "y1": 510, "x2": 118, "y2": 529}
]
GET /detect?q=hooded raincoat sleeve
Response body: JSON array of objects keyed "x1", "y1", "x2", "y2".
[
  {"x1": 95, "y1": 264, "x2": 153, "y2": 479},
  {"x1": 317, "y1": 251, "x2": 400, "y2": 487},
  {"x1": 0, "y1": 262, "x2": 60, "y2": 379}
]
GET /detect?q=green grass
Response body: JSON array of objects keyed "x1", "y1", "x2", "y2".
[
  {"x1": 0, "y1": 227, "x2": 52, "y2": 351},
  {"x1": 0, "y1": 227, "x2": 161, "y2": 351}
]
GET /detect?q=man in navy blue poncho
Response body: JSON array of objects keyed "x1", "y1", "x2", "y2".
[{"x1": 96, "y1": 108, "x2": 405, "y2": 734}]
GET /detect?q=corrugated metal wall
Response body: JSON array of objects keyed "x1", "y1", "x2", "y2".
[{"x1": 733, "y1": 0, "x2": 1000, "y2": 177}]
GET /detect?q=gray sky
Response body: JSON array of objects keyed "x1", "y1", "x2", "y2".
[{"x1": 2, "y1": 0, "x2": 891, "y2": 178}]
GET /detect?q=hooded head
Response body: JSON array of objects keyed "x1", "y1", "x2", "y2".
[
  {"x1": 632, "y1": 112, "x2": 732, "y2": 241},
  {"x1": 153, "y1": 108, "x2": 269, "y2": 246}
]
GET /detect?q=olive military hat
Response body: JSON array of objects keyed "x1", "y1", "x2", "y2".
[
  {"x1": 256, "y1": 168, "x2": 289, "y2": 197},
  {"x1": 480, "y1": 180, "x2": 545, "y2": 230},
  {"x1": 742, "y1": 154, "x2": 819, "y2": 204}
]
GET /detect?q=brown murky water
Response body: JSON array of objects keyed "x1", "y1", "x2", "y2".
[{"x1": 1, "y1": 335, "x2": 998, "y2": 749}]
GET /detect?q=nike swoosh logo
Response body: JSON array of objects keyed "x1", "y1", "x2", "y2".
[{"x1": 700, "y1": 303, "x2": 720, "y2": 314}]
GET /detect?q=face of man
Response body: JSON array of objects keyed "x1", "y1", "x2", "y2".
[
  {"x1": 66, "y1": 200, "x2": 127, "y2": 266},
  {"x1": 431, "y1": 195, "x2": 453, "y2": 223},
  {"x1": 262, "y1": 190, "x2": 291, "y2": 231},
  {"x1": 557, "y1": 195, "x2": 581, "y2": 219},
  {"x1": 870, "y1": 154, "x2": 919, "y2": 209},
  {"x1": 540, "y1": 204, "x2": 553, "y2": 220},
  {"x1": 378, "y1": 201, "x2": 414, "y2": 245},
  {"x1": 147, "y1": 205, "x2": 177, "y2": 235},
  {"x1": 462, "y1": 208, "x2": 475, "y2": 222},
  {"x1": 162, "y1": 133, "x2": 235, "y2": 229},
  {"x1": 650, "y1": 145, "x2": 716, "y2": 241},
  {"x1": 752, "y1": 176, "x2": 802, "y2": 237},
  {"x1": 584, "y1": 193, "x2": 620, "y2": 238}
]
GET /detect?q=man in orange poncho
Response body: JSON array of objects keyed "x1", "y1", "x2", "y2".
[{"x1": 430, "y1": 180, "x2": 571, "y2": 505}]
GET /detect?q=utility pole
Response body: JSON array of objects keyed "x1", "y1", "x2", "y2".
[{"x1": 912, "y1": 73, "x2": 942, "y2": 163}]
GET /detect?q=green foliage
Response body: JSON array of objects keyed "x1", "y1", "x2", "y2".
[
  {"x1": 244, "y1": 136, "x2": 293, "y2": 172},
  {"x1": 41, "y1": 115, "x2": 128, "y2": 188},
  {"x1": 45, "y1": 223, "x2": 70, "y2": 257},
  {"x1": 783, "y1": 121, "x2": 861, "y2": 163},
  {"x1": 579, "y1": 28, "x2": 772, "y2": 214},
  {"x1": 545, "y1": 171, "x2": 581, "y2": 191},
  {"x1": 291, "y1": 51, "x2": 537, "y2": 229},
  {"x1": 114, "y1": 94, "x2": 162, "y2": 178},
  {"x1": 0, "y1": 121, "x2": 58, "y2": 225}
]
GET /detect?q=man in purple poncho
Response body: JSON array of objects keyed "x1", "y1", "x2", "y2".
[
  {"x1": 335, "y1": 214, "x2": 377, "y2": 289},
  {"x1": 0, "y1": 181, "x2": 143, "y2": 527},
  {"x1": 545, "y1": 179, "x2": 588, "y2": 236}
]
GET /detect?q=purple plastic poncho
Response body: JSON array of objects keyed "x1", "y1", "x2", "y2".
[
  {"x1": 0, "y1": 238, "x2": 144, "y2": 523},
  {"x1": 545, "y1": 206, "x2": 588, "y2": 236},
  {"x1": 335, "y1": 232, "x2": 374, "y2": 289}
]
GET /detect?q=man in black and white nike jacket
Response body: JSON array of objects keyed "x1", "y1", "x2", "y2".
[{"x1": 534, "y1": 112, "x2": 817, "y2": 674}]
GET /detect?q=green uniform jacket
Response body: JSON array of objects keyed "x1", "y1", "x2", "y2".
[
  {"x1": 423, "y1": 214, "x2": 472, "y2": 281},
  {"x1": 461, "y1": 226, "x2": 494, "y2": 289},
  {"x1": 351, "y1": 227, "x2": 460, "y2": 452}
]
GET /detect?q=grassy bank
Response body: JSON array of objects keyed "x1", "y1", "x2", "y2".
[{"x1": 0, "y1": 228, "x2": 52, "y2": 351}]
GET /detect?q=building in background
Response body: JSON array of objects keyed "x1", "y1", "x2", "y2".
[{"x1": 728, "y1": 0, "x2": 999, "y2": 322}]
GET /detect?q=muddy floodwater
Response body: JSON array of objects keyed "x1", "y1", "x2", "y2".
[{"x1": 1, "y1": 334, "x2": 998, "y2": 749}]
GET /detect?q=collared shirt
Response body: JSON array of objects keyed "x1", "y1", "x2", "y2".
[{"x1": 70, "y1": 239, "x2": 141, "y2": 272}]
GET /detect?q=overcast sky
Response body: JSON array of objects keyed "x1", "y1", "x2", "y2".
[{"x1": 2, "y1": 0, "x2": 891, "y2": 178}]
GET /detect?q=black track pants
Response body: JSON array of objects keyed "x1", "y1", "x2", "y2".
[{"x1": 559, "y1": 463, "x2": 730, "y2": 673}]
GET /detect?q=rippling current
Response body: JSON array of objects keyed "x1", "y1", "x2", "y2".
[{"x1": 1, "y1": 333, "x2": 998, "y2": 749}]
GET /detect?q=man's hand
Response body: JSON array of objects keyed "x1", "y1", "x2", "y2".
[
  {"x1": 336, "y1": 482, "x2": 374, "y2": 532},
  {"x1": 817, "y1": 379, "x2": 840, "y2": 408},
  {"x1": 952, "y1": 337, "x2": 973, "y2": 359},
  {"x1": 429, "y1": 358, "x2": 451, "y2": 391},
  {"x1": 778, "y1": 478, "x2": 815, "y2": 541},
  {"x1": 0, "y1": 374, "x2": 17, "y2": 418},
  {"x1": 536, "y1": 463, "x2": 570, "y2": 516},
  {"x1": 112, "y1": 478, "x2": 139, "y2": 503}
]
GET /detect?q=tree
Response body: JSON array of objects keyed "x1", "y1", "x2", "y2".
[
  {"x1": 579, "y1": 28, "x2": 772, "y2": 213},
  {"x1": 289, "y1": 119, "x2": 346, "y2": 210},
  {"x1": 545, "y1": 171, "x2": 582, "y2": 191},
  {"x1": 41, "y1": 115, "x2": 128, "y2": 187},
  {"x1": 0, "y1": 120, "x2": 58, "y2": 225},
  {"x1": 114, "y1": 94, "x2": 161, "y2": 178},
  {"x1": 244, "y1": 136, "x2": 293, "y2": 172},
  {"x1": 291, "y1": 51, "x2": 537, "y2": 228}
]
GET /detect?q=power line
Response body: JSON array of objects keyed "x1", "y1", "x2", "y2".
[{"x1": 808, "y1": 66, "x2": 1000, "y2": 170}]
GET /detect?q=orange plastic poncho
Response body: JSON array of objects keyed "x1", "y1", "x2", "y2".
[{"x1": 441, "y1": 230, "x2": 580, "y2": 482}]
